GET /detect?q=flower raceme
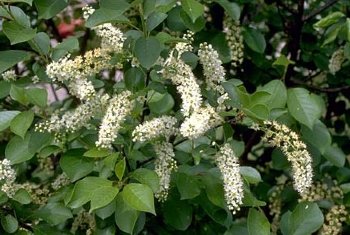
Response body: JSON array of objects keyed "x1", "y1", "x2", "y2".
[
  {"x1": 253, "y1": 120, "x2": 313, "y2": 195},
  {"x1": 215, "y1": 144, "x2": 244, "y2": 214}
]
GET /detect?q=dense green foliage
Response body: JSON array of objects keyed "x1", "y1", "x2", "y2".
[{"x1": 0, "y1": 0, "x2": 350, "y2": 234}]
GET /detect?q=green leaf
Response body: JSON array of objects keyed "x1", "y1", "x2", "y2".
[
  {"x1": 0, "y1": 50, "x2": 30, "y2": 74},
  {"x1": 288, "y1": 202, "x2": 324, "y2": 235},
  {"x1": 175, "y1": 172, "x2": 201, "y2": 199},
  {"x1": 30, "y1": 32, "x2": 50, "y2": 56},
  {"x1": 258, "y1": 80, "x2": 287, "y2": 109},
  {"x1": 2, "y1": 21, "x2": 36, "y2": 45},
  {"x1": 13, "y1": 188, "x2": 31, "y2": 204},
  {"x1": 0, "y1": 81, "x2": 11, "y2": 98},
  {"x1": 95, "y1": 199, "x2": 116, "y2": 219},
  {"x1": 36, "y1": 202, "x2": 73, "y2": 225},
  {"x1": 2, "y1": 0, "x2": 33, "y2": 5},
  {"x1": 5, "y1": 135, "x2": 35, "y2": 164},
  {"x1": 115, "y1": 193, "x2": 140, "y2": 234},
  {"x1": 180, "y1": 10, "x2": 205, "y2": 32},
  {"x1": 10, "y1": 85, "x2": 28, "y2": 105},
  {"x1": 68, "y1": 177, "x2": 119, "y2": 211},
  {"x1": 26, "y1": 87, "x2": 47, "y2": 107},
  {"x1": 247, "y1": 208, "x2": 270, "y2": 235},
  {"x1": 0, "y1": 6, "x2": 30, "y2": 27},
  {"x1": 29, "y1": 131, "x2": 53, "y2": 153},
  {"x1": 323, "y1": 146, "x2": 346, "y2": 167},
  {"x1": 301, "y1": 120, "x2": 331, "y2": 154},
  {"x1": 181, "y1": 0, "x2": 204, "y2": 23},
  {"x1": 34, "y1": 0, "x2": 68, "y2": 19},
  {"x1": 0, "y1": 111, "x2": 20, "y2": 131},
  {"x1": 163, "y1": 198, "x2": 192, "y2": 230},
  {"x1": 131, "y1": 168, "x2": 160, "y2": 193},
  {"x1": 84, "y1": 148, "x2": 111, "y2": 158},
  {"x1": 124, "y1": 67, "x2": 145, "y2": 92},
  {"x1": 10, "y1": 110, "x2": 34, "y2": 139},
  {"x1": 52, "y1": 37, "x2": 79, "y2": 61},
  {"x1": 287, "y1": 88, "x2": 321, "y2": 129},
  {"x1": 243, "y1": 28, "x2": 266, "y2": 53},
  {"x1": 123, "y1": 183, "x2": 155, "y2": 215},
  {"x1": 1, "y1": 214, "x2": 18, "y2": 233},
  {"x1": 60, "y1": 149, "x2": 94, "y2": 182},
  {"x1": 314, "y1": 12, "x2": 345, "y2": 29},
  {"x1": 148, "y1": 92, "x2": 174, "y2": 114},
  {"x1": 240, "y1": 166, "x2": 262, "y2": 185},
  {"x1": 243, "y1": 104, "x2": 269, "y2": 120},
  {"x1": 85, "y1": 8, "x2": 129, "y2": 28},
  {"x1": 115, "y1": 158, "x2": 126, "y2": 181},
  {"x1": 134, "y1": 37, "x2": 161, "y2": 69},
  {"x1": 147, "y1": 12, "x2": 168, "y2": 32},
  {"x1": 215, "y1": 0, "x2": 240, "y2": 21}
]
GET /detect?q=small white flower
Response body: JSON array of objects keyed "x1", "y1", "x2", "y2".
[
  {"x1": 132, "y1": 116, "x2": 178, "y2": 142},
  {"x1": 329, "y1": 48, "x2": 345, "y2": 75},
  {"x1": 96, "y1": 91, "x2": 134, "y2": 149},
  {"x1": 1, "y1": 70, "x2": 16, "y2": 82},
  {"x1": 215, "y1": 144, "x2": 244, "y2": 214},
  {"x1": 154, "y1": 142, "x2": 177, "y2": 201}
]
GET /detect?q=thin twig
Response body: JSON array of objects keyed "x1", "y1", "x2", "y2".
[
  {"x1": 291, "y1": 78, "x2": 350, "y2": 93},
  {"x1": 303, "y1": 0, "x2": 340, "y2": 22}
]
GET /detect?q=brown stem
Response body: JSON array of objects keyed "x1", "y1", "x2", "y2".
[{"x1": 290, "y1": 79, "x2": 350, "y2": 93}]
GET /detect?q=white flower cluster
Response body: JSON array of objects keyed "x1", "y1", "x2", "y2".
[
  {"x1": 198, "y1": 42, "x2": 226, "y2": 93},
  {"x1": 96, "y1": 91, "x2": 134, "y2": 149},
  {"x1": 223, "y1": 17, "x2": 244, "y2": 69},
  {"x1": 320, "y1": 205, "x2": 348, "y2": 235},
  {"x1": 215, "y1": 143, "x2": 244, "y2": 214},
  {"x1": 154, "y1": 142, "x2": 177, "y2": 202},
  {"x1": 180, "y1": 104, "x2": 223, "y2": 139},
  {"x1": 257, "y1": 120, "x2": 313, "y2": 195},
  {"x1": 36, "y1": 94, "x2": 110, "y2": 134},
  {"x1": 46, "y1": 48, "x2": 113, "y2": 100},
  {"x1": 175, "y1": 30, "x2": 194, "y2": 55},
  {"x1": 1, "y1": 69, "x2": 16, "y2": 82},
  {"x1": 299, "y1": 181, "x2": 343, "y2": 202},
  {"x1": 132, "y1": 116, "x2": 178, "y2": 142},
  {"x1": 0, "y1": 159, "x2": 16, "y2": 193},
  {"x1": 163, "y1": 56, "x2": 202, "y2": 117},
  {"x1": 329, "y1": 47, "x2": 345, "y2": 75},
  {"x1": 51, "y1": 173, "x2": 71, "y2": 190},
  {"x1": 83, "y1": 6, "x2": 126, "y2": 53}
]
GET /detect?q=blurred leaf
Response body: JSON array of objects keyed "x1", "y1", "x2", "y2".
[
  {"x1": 215, "y1": 0, "x2": 240, "y2": 21},
  {"x1": 175, "y1": 172, "x2": 201, "y2": 199},
  {"x1": 163, "y1": 197, "x2": 192, "y2": 230},
  {"x1": 301, "y1": 120, "x2": 331, "y2": 154},
  {"x1": 148, "y1": 92, "x2": 174, "y2": 114},
  {"x1": 36, "y1": 202, "x2": 73, "y2": 225},
  {"x1": 287, "y1": 88, "x2": 321, "y2": 129},
  {"x1": 1, "y1": 214, "x2": 18, "y2": 233},
  {"x1": 29, "y1": 32, "x2": 50, "y2": 56},
  {"x1": 84, "y1": 148, "x2": 111, "y2": 158},
  {"x1": 3, "y1": 21, "x2": 36, "y2": 45},
  {"x1": 147, "y1": 12, "x2": 167, "y2": 32},
  {"x1": 115, "y1": 193, "x2": 140, "y2": 234},
  {"x1": 240, "y1": 167, "x2": 262, "y2": 185},
  {"x1": 34, "y1": 0, "x2": 68, "y2": 19},
  {"x1": 13, "y1": 188, "x2": 31, "y2": 204},
  {"x1": 314, "y1": 12, "x2": 345, "y2": 29},
  {"x1": 258, "y1": 80, "x2": 287, "y2": 109},
  {"x1": 123, "y1": 183, "x2": 155, "y2": 215},
  {"x1": 0, "y1": 50, "x2": 30, "y2": 74},
  {"x1": 134, "y1": 37, "x2": 161, "y2": 69},
  {"x1": 243, "y1": 28, "x2": 266, "y2": 53},
  {"x1": 60, "y1": 149, "x2": 94, "y2": 182},
  {"x1": 0, "y1": 111, "x2": 20, "y2": 131},
  {"x1": 5, "y1": 135, "x2": 34, "y2": 164},
  {"x1": 323, "y1": 145, "x2": 346, "y2": 167},
  {"x1": 26, "y1": 87, "x2": 48, "y2": 107},
  {"x1": 181, "y1": 0, "x2": 204, "y2": 23},
  {"x1": 247, "y1": 208, "x2": 270, "y2": 235},
  {"x1": 10, "y1": 110, "x2": 34, "y2": 139},
  {"x1": 131, "y1": 168, "x2": 160, "y2": 193},
  {"x1": 115, "y1": 158, "x2": 126, "y2": 181},
  {"x1": 285, "y1": 202, "x2": 324, "y2": 235},
  {"x1": 68, "y1": 177, "x2": 119, "y2": 211}
]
